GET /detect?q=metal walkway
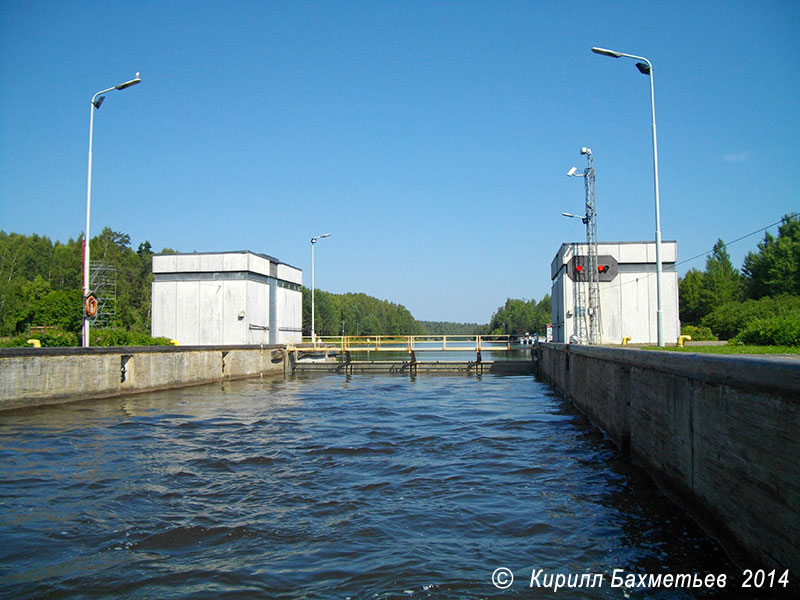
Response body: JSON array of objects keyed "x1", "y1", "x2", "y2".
[
  {"x1": 288, "y1": 335, "x2": 536, "y2": 375},
  {"x1": 290, "y1": 334, "x2": 520, "y2": 353}
]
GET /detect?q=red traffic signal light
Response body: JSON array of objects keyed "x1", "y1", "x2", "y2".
[
  {"x1": 575, "y1": 264, "x2": 583, "y2": 272},
  {"x1": 598, "y1": 264, "x2": 608, "y2": 273}
]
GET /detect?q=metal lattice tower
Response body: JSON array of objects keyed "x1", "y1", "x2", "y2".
[
  {"x1": 582, "y1": 152, "x2": 601, "y2": 345},
  {"x1": 89, "y1": 261, "x2": 117, "y2": 328},
  {"x1": 572, "y1": 242, "x2": 588, "y2": 344},
  {"x1": 565, "y1": 147, "x2": 601, "y2": 344}
]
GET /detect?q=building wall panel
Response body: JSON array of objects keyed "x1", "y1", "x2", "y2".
[{"x1": 151, "y1": 251, "x2": 302, "y2": 346}]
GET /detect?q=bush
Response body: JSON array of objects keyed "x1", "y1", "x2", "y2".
[
  {"x1": 0, "y1": 328, "x2": 172, "y2": 347},
  {"x1": 35, "y1": 330, "x2": 79, "y2": 346},
  {"x1": 90, "y1": 329, "x2": 172, "y2": 346},
  {"x1": 702, "y1": 295, "x2": 800, "y2": 339},
  {"x1": 0, "y1": 329, "x2": 79, "y2": 347},
  {"x1": 732, "y1": 315, "x2": 800, "y2": 347},
  {"x1": 680, "y1": 325, "x2": 717, "y2": 341}
]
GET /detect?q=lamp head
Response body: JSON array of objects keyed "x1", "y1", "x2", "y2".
[
  {"x1": 93, "y1": 96, "x2": 106, "y2": 109},
  {"x1": 591, "y1": 47, "x2": 622, "y2": 58},
  {"x1": 580, "y1": 147, "x2": 591, "y2": 156},
  {"x1": 566, "y1": 167, "x2": 578, "y2": 177},
  {"x1": 116, "y1": 72, "x2": 141, "y2": 90},
  {"x1": 635, "y1": 62, "x2": 651, "y2": 75}
]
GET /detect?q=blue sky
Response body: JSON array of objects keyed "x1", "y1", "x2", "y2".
[{"x1": 1, "y1": 1, "x2": 798, "y2": 323}]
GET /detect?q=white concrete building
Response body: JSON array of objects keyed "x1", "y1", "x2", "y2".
[
  {"x1": 151, "y1": 251, "x2": 302, "y2": 346},
  {"x1": 550, "y1": 241, "x2": 680, "y2": 345}
]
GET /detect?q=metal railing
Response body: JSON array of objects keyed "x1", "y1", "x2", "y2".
[{"x1": 295, "y1": 335, "x2": 516, "y2": 352}]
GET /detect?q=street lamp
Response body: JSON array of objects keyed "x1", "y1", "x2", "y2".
[
  {"x1": 310, "y1": 233, "x2": 331, "y2": 345},
  {"x1": 591, "y1": 46, "x2": 664, "y2": 347},
  {"x1": 82, "y1": 73, "x2": 141, "y2": 347}
]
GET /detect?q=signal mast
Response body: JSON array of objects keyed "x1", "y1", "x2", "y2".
[{"x1": 564, "y1": 147, "x2": 601, "y2": 344}]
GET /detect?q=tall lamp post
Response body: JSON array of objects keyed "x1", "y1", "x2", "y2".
[
  {"x1": 310, "y1": 233, "x2": 331, "y2": 345},
  {"x1": 591, "y1": 47, "x2": 664, "y2": 347},
  {"x1": 82, "y1": 73, "x2": 141, "y2": 347}
]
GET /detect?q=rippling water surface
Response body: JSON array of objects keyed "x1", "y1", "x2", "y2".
[{"x1": 0, "y1": 374, "x2": 760, "y2": 598}]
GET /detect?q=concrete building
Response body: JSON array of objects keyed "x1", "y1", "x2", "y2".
[
  {"x1": 550, "y1": 241, "x2": 679, "y2": 345},
  {"x1": 151, "y1": 251, "x2": 302, "y2": 346}
]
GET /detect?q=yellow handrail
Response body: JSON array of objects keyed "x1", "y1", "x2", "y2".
[{"x1": 297, "y1": 335, "x2": 518, "y2": 352}]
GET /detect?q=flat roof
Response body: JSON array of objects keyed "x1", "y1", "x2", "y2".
[{"x1": 153, "y1": 250, "x2": 300, "y2": 271}]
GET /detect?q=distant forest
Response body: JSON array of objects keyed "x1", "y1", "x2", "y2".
[
  {"x1": 1, "y1": 228, "x2": 552, "y2": 345},
  {"x1": 417, "y1": 321, "x2": 489, "y2": 335},
  {"x1": 419, "y1": 296, "x2": 553, "y2": 337},
  {"x1": 302, "y1": 288, "x2": 425, "y2": 337}
]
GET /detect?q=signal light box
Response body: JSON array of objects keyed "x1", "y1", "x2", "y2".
[
  {"x1": 568, "y1": 255, "x2": 618, "y2": 282},
  {"x1": 550, "y1": 241, "x2": 680, "y2": 345}
]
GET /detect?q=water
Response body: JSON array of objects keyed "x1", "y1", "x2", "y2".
[{"x1": 0, "y1": 374, "x2": 785, "y2": 599}]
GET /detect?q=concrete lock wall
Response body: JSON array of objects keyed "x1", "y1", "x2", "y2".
[
  {"x1": 0, "y1": 346, "x2": 287, "y2": 412},
  {"x1": 537, "y1": 343, "x2": 800, "y2": 573}
]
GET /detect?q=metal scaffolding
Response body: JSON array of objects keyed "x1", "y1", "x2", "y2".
[{"x1": 89, "y1": 261, "x2": 117, "y2": 328}]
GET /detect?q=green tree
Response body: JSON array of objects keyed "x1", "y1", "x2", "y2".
[
  {"x1": 87, "y1": 227, "x2": 157, "y2": 332},
  {"x1": 420, "y1": 321, "x2": 490, "y2": 335},
  {"x1": 50, "y1": 239, "x2": 82, "y2": 290},
  {"x1": 34, "y1": 289, "x2": 83, "y2": 332},
  {"x1": 679, "y1": 239, "x2": 744, "y2": 325},
  {"x1": 360, "y1": 314, "x2": 381, "y2": 335},
  {"x1": 1, "y1": 275, "x2": 53, "y2": 333},
  {"x1": 702, "y1": 239, "x2": 743, "y2": 310},
  {"x1": 702, "y1": 295, "x2": 800, "y2": 340},
  {"x1": 678, "y1": 268, "x2": 705, "y2": 325},
  {"x1": 489, "y1": 296, "x2": 551, "y2": 336},
  {"x1": 742, "y1": 214, "x2": 800, "y2": 298},
  {"x1": 0, "y1": 232, "x2": 51, "y2": 285},
  {"x1": 301, "y1": 287, "x2": 425, "y2": 336}
]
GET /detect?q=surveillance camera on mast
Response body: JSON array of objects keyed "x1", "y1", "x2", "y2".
[{"x1": 580, "y1": 147, "x2": 592, "y2": 156}]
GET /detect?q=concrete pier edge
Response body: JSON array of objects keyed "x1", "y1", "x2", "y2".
[
  {"x1": 537, "y1": 342, "x2": 799, "y2": 576},
  {"x1": 0, "y1": 345, "x2": 287, "y2": 411}
]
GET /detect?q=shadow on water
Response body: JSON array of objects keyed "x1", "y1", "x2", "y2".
[{"x1": 0, "y1": 373, "x2": 794, "y2": 599}]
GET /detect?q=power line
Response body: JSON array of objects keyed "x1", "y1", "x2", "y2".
[
  {"x1": 675, "y1": 212, "x2": 799, "y2": 268},
  {"x1": 593, "y1": 212, "x2": 799, "y2": 293}
]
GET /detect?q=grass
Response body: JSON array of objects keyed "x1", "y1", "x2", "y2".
[{"x1": 640, "y1": 344, "x2": 800, "y2": 355}]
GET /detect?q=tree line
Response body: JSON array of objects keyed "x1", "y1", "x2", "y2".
[
  {"x1": 678, "y1": 213, "x2": 800, "y2": 345},
  {"x1": 0, "y1": 228, "x2": 433, "y2": 344},
  {"x1": 418, "y1": 321, "x2": 490, "y2": 335},
  {"x1": 302, "y1": 289, "x2": 426, "y2": 336},
  {"x1": 0, "y1": 228, "x2": 158, "y2": 340},
  {"x1": 487, "y1": 296, "x2": 551, "y2": 336},
  {"x1": 4, "y1": 214, "x2": 797, "y2": 347},
  {"x1": 2, "y1": 226, "x2": 557, "y2": 345}
]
